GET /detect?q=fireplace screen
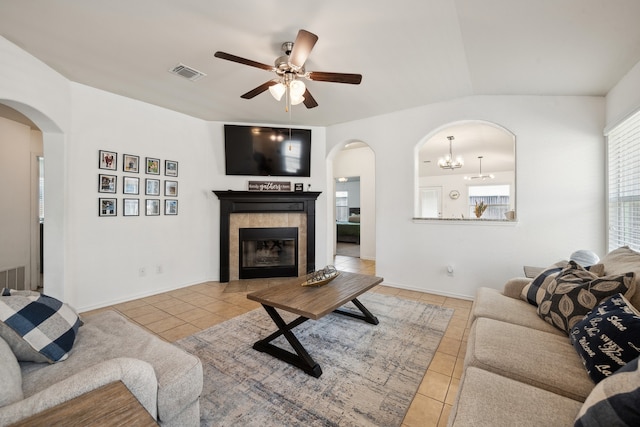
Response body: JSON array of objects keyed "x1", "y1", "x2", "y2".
[{"x1": 239, "y1": 227, "x2": 298, "y2": 279}]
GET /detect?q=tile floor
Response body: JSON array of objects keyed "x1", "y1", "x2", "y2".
[{"x1": 81, "y1": 254, "x2": 472, "y2": 427}]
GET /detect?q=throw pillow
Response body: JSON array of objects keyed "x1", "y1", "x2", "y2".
[
  {"x1": 570, "y1": 294, "x2": 640, "y2": 384},
  {"x1": 537, "y1": 262, "x2": 635, "y2": 334},
  {"x1": 521, "y1": 261, "x2": 605, "y2": 306},
  {"x1": 0, "y1": 292, "x2": 82, "y2": 363},
  {"x1": 575, "y1": 356, "x2": 640, "y2": 426},
  {"x1": 0, "y1": 337, "x2": 23, "y2": 407}
]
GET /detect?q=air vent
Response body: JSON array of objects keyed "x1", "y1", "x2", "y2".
[{"x1": 169, "y1": 63, "x2": 206, "y2": 81}]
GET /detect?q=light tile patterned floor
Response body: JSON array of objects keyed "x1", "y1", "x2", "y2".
[{"x1": 81, "y1": 254, "x2": 472, "y2": 427}]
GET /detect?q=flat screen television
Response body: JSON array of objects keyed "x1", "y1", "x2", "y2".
[{"x1": 224, "y1": 124, "x2": 312, "y2": 177}]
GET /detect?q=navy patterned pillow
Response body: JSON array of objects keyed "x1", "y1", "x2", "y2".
[
  {"x1": 0, "y1": 291, "x2": 82, "y2": 363},
  {"x1": 575, "y1": 356, "x2": 640, "y2": 426},
  {"x1": 570, "y1": 294, "x2": 640, "y2": 383},
  {"x1": 537, "y1": 262, "x2": 635, "y2": 334}
]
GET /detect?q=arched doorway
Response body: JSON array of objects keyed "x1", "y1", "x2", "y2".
[
  {"x1": 1, "y1": 100, "x2": 66, "y2": 299},
  {"x1": 327, "y1": 141, "x2": 376, "y2": 262},
  {"x1": 0, "y1": 104, "x2": 43, "y2": 290}
]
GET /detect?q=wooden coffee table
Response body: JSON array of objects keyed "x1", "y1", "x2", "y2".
[{"x1": 247, "y1": 271, "x2": 383, "y2": 377}]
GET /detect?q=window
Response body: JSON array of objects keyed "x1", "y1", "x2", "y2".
[
  {"x1": 336, "y1": 191, "x2": 349, "y2": 222},
  {"x1": 607, "y1": 110, "x2": 640, "y2": 251},
  {"x1": 468, "y1": 185, "x2": 510, "y2": 219}
]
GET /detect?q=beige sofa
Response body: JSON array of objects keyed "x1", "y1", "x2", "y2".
[
  {"x1": 0, "y1": 309, "x2": 203, "y2": 426},
  {"x1": 448, "y1": 247, "x2": 640, "y2": 426}
]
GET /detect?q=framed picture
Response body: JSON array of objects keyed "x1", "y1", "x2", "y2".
[
  {"x1": 99, "y1": 150, "x2": 117, "y2": 170},
  {"x1": 165, "y1": 160, "x2": 178, "y2": 177},
  {"x1": 145, "y1": 178, "x2": 160, "y2": 196},
  {"x1": 164, "y1": 180, "x2": 178, "y2": 197},
  {"x1": 98, "y1": 174, "x2": 117, "y2": 193},
  {"x1": 146, "y1": 157, "x2": 160, "y2": 175},
  {"x1": 123, "y1": 154, "x2": 139, "y2": 173},
  {"x1": 145, "y1": 199, "x2": 160, "y2": 216},
  {"x1": 123, "y1": 198, "x2": 139, "y2": 216},
  {"x1": 98, "y1": 198, "x2": 117, "y2": 216},
  {"x1": 294, "y1": 183, "x2": 304, "y2": 192},
  {"x1": 123, "y1": 176, "x2": 139, "y2": 195},
  {"x1": 165, "y1": 199, "x2": 178, "y2": 215}
]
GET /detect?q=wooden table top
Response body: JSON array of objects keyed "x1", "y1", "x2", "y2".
[
  {"x1": 10, "y1": 381, "x2": 157, "y2": 427},
  {"x1": 247, "y1": 271, "x2": 384, "y2": 320}
]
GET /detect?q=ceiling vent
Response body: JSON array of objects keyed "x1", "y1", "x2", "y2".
[{"x1": 169, "y1": 63, "x2": 206, "y2": 81}]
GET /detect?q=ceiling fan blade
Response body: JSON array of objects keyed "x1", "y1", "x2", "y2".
[
  {"x1": 240, "y1": 81, "x2": 277, "y2": 99},
  {"x1": 214, "y1": 51, "x2": 274, "y2": 71},
  {"x1": 288, "y1": 30, "x2": 318, "y2": 70},
  {"x1": 308, "y1": 71, "x2": 362, "y2": 84},
  {"x1": 303, "y1": 89, "x2": 318, "y2": 109}
]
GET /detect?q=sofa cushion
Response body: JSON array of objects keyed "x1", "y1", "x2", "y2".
[
  {"x1": 20, "y1": 310, "x2": 203, "y2": 425},
  {"x1": 448, "y1": 367, "x2": 583, "y2": 427},
  {"x1": 472, "y1": 287, "x2": 564, "y2": 336},
  {"x1": 537, "y1": 261, "x2": 635, "y2": 334},
  {"x1": 0, "y1": 292, "x2": 82, "y2": 363},
  {"x1": 570, "y1": 293, "x2": 640, "y2": 384},
  {"x1": 466, "y1": 317, "x2": 594, "y2": 401},
  {"x1": 0, "y1": 337, "x2": 23, "y2": 407},
  {"x1": 601, "y1": 246, "x2": 640, "y2": 309},
  {"x1": 574, "y1": 355, "x2": 640, "y2": 427}
]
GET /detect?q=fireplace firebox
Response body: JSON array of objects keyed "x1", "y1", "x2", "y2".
[{"x1": 239, "y1": 227, "x2": 298, "y2": 279}]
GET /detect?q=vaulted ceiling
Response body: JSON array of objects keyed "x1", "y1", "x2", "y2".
[{"x1": 2, "y1": 0, "x2": 640, "y2": 127}]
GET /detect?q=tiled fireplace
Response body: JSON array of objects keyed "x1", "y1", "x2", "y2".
[{"x1": 213, "y1": 191, "x2": 321, "y2": 282}]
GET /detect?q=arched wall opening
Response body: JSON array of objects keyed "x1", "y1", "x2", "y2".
[
  {"x1": 326, "y1": 140, "x2": 376, "y2": 265},
  {"x1": 1, "y1": 99, "x2": 66, "y2": 300},
  {"x1": 415, "y1": 120, "x2": 516, "y2": 221}
]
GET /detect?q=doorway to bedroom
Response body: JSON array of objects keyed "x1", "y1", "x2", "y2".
[
  {"x1": 331, "y1": 140, "x2": 375, "y2": 262},
  {"x1": 335, "y1": 176, "x2": 360, "y2": 257}
]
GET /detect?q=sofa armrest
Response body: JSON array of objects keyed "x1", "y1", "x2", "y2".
[
  {"x1": 502, "y1": 277, "x2": 533, "y2": 299},
  {"x1": 0, "y1": 357, "x2": 158, "y2": 426}
]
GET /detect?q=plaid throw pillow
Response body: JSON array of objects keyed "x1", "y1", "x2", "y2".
[{"x1": 0, "y1": 289, "x2": 82, "y2": 363}]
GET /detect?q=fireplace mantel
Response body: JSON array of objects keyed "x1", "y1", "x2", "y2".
[{"x1": 213, "y1": 191, "x2": 322, "y2": 282}]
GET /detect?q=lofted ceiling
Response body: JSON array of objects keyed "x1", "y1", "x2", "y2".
[{"x1": 1, "y1": 0, "x2": 640, "y2": 128}]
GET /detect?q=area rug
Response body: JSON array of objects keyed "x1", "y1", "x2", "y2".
[{"x1": 176, "y1": 292, "x2": 453, "y2": 427}]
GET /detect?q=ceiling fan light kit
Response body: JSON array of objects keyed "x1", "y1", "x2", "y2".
[{"x1": 214, "y1": 29, "x2": 362, "y2": 111}]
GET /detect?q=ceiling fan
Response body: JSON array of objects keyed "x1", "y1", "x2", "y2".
[{"x1": 214, "y1": 29, "x2": 362, "y2": 109}]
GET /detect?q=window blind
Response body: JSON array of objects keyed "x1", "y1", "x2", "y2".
[{"x1": 607, "y1": 110, "x2": 640, "y2": 251}]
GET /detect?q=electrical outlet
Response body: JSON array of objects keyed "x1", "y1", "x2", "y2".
[
  {"x1": 446, "y1": 265, "x2": 454, "y2": 277},
  {"x1": 156, "y1": 265, "x2": 163, "y2": 274},
  {"x1": 139, "y1": 267, "x2": 146, "y2": 277}
]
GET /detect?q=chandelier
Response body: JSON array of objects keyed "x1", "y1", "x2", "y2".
[
  {"x1": 464, "y1": 156, "x2": 494, "y2": 180},
  {"x1": 438, "y1": 136, "x2": 464, "y2": 170}
]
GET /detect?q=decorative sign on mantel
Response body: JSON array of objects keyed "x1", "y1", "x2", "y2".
[{"x1": 247, "y1": 181, "x2": 292, "y2": 192}]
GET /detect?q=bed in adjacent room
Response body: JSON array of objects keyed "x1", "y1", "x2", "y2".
[{"x1": 336, "y1": 208, "x2": 360, "y2": 244}]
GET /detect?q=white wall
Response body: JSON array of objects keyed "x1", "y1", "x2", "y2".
[
  {"x1": 67, "y1": 85, "x2": 329, "y2": 311},
  {"x1": 0, "y1": 117, "x2": 32, "y2": 285},
  {"x1": 606, "y1": 59, "x2": 640, "y2": 129},
  {"x1": 328, "y1": 96, "x2": 606, "y2": 299},
  {"x1": 0, "y1": 36, "x2": 70, "y2": 301},
  {"x1": 332, "y1": 146, "x2": 376, "y2": 260}
]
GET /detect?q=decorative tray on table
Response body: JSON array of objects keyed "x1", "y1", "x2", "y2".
[{"x1": 301, "y1": 265, "x2": 340, "y2": 287}]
